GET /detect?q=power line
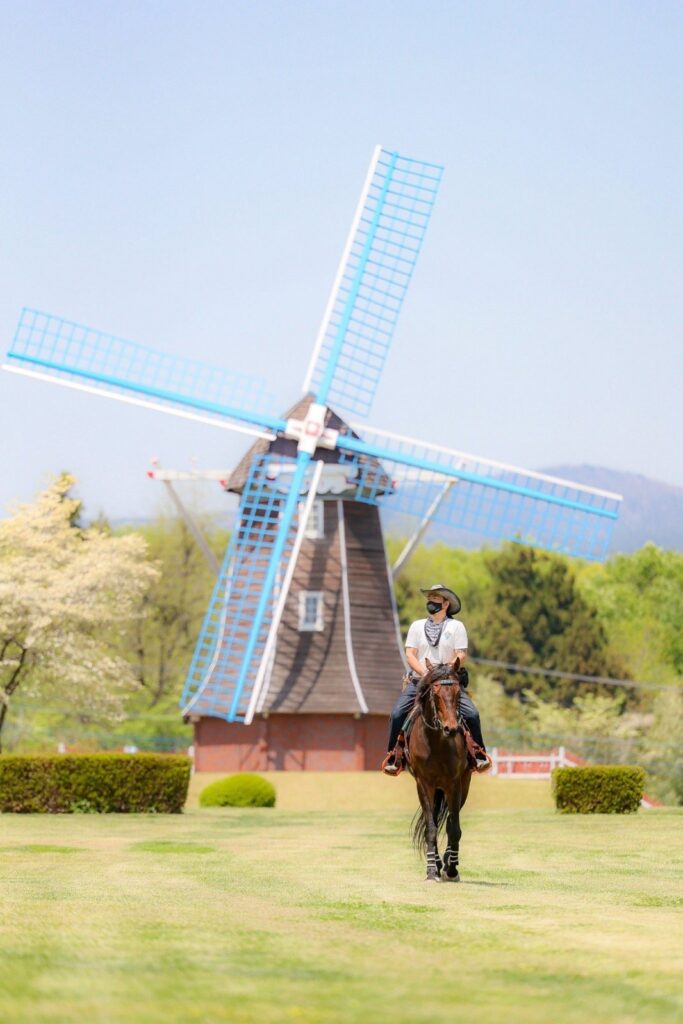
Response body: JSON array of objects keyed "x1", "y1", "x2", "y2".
[{"x1": 470, "y1": 657, "x2": 679, "y2": 692}]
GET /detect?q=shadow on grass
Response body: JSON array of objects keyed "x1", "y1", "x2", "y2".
[{"x1": 460, "y1": 880, "x2": 511, "y2": 887}]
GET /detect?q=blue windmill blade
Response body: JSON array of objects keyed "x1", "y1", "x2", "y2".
[
  {"x1": 5, "y1": 308, "x2": 285, "y2": 436},
  {"x1": 336, "y1": 427, "x2": 622, "y2": 562},
  {"x1": 303, "y1": 147, "x2": 443, "y2": 419},
  {"x1": 180, "y1": 450, "x2": 313, "y2": 722}
]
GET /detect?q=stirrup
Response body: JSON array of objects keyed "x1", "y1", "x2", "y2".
[
  {"x1": 381, "y1": 734, "x2": 407, "y2": 776},
  {"x1": 381, "y1": 749, "x2": 406, "y2": 776}
]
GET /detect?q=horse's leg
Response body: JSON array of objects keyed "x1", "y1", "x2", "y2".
[
  {"x1": 460, "y1": 768, "x2": 472, "y2": 810},
  {"x1": 443, "y1": 783, "x2": 463, "y2": 881},
  {"x1": 416, "y1": 780, "x2": 439, "y2": 881},
  {"x1": 433, "y1": 790, "x2": 444, "y2": 877}
]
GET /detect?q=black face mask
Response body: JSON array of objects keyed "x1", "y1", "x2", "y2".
[{"x1": 426, "y1": 601, "x2": 444, "y2": 615}]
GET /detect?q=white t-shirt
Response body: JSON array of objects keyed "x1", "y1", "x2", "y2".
[{"x1": 405, "y1": 617, "x2": 468, "y2": 667}]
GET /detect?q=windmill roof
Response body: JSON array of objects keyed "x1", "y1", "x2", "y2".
[{"x1": 224, "y1": 394, "x2": 392, "y2": 494}]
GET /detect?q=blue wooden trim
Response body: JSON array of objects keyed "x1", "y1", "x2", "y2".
[{"x1": 336, "y1": 434, "x2": 619, "y2": 520}]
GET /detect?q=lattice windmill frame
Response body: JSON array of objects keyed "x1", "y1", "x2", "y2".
[{"x1": 4, "y1": 145, "x2": 622, "y2": 727}]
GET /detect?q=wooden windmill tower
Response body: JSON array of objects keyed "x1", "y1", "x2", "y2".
[
  {"x1": 4, "y1": 147, "x2": 622, "y2": 771},
  {"x1": 185, "y1": 394, "x2": 405, "y2": 770}
]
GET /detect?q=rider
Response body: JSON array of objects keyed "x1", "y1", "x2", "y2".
[{"x1": 383, "y1": 583, "x2": 489, "y2": 774}]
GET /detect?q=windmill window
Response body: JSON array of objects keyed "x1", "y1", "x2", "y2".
[
  {"x1": 298, "y1": 591, "x2": 324, "y2": 632},
  {"x1": 303, "y1": 499, "x2": 325, "y2": 540}
]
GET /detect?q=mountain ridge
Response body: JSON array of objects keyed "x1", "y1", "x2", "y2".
[{"x1": 540, "y1": 465, "x2": 683, "y2": 553}]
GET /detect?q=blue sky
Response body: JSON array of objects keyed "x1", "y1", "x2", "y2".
[{"x1": 1, "y1": 1, "x2": 681, "y2": 521}]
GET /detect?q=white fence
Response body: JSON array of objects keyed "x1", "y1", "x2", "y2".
[
  {"x1": 489, "y1": 746, "x2": 661, "y2": 808},
  {"x1": 490, "y1": 746, "x2": 574, "y2": 779}
]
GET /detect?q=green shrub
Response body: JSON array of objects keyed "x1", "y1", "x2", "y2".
[
  {"x1": 199, "y1": 772, "x2": 276, "y2": 808},
  {"x1": 0, "y1": 754, "x2": 191, "y2": 813},
  {"x1": 552, "y1": 765, "x2": 645, "y2": 814}
]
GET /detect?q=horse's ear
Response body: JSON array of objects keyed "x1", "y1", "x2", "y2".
[
  {"x1": 451, "y1": 656, "x2": 460, "y2": 674},
  {"x1": 425, "y1": 658, "x2": 434, "y2": 672}
]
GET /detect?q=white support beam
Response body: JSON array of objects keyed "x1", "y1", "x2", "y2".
[
  {"x1": 2, "y1": 363, "x2": 276, "y2": 442},
  {"x1": 302, "y1": 145, "x2": 382, "y2": 398},
  {"x1": 161, "y1": 479, "x2": 220, "y2": 575},
  {"x1": 391, "y1": 479, "x2": 455, "y2": 579},
  {"x1": 149, "y1": 469, "x2": 229, "y2": 482}
]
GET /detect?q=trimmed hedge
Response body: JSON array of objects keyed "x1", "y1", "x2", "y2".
[
  {"x1": 0, "y1": 754, "x2": 191, "y2": 813},
  {"x1": 199, "y1": 772, "x2": 276, "y2": 808},
  {"x1": 552, "y1": 765, "x2": 646, "y2": 814}
]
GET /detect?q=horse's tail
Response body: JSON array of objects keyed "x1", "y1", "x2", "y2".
[{"x1": 410, "y1": 789, "x2": 449, "y2": 855}]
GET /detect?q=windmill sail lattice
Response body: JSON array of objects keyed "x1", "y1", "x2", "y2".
[
  {"x1": 7, "y1": 308, "x2": 283, "y2": 435},
  {"x1": 304, "y1": 147, "x2": 443, "y2": 419},
  {"x1": 183, "y1": 452, "x2": 319, "y2": 721},
  {"x1": 4, "y1": 144, "x2": 623, "y2": 730},
  {"x1": 338, "y1": 426, "x2": 620, "y2": 562}
]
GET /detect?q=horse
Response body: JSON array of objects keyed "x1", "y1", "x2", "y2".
[{"x1": 407, "y1": 659, "x2": 472, "y2": 882}]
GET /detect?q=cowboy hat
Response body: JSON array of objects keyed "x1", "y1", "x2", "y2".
[{"x1": 419, "y1": 583, "x2": 461, "y2": 616}]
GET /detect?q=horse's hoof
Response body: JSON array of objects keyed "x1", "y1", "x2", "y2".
[
  {"x1": 424, "y1": 874, "x2": 441, "y2": 882},
  {"x1": 443, "y1": 872, "x2": 460, "y2": 883}
]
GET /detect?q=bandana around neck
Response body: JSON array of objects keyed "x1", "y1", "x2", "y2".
[{"x1": 424, "y1": 618, "x2": 445, "y2": 648}]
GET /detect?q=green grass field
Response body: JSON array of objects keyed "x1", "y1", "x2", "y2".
[
  {"x1": 186, "y1": 770, "x2": 556, "y2": 811},
  {"x1": 1, "y1": 794, "x2": 682, "y2": 1023}
]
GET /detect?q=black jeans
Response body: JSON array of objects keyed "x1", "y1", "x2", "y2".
[{"x1": 387, "y1": 680, "x2": 485, "y2": 752}]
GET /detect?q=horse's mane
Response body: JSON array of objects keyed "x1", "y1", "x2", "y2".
[{"x1": 415, "y1": 662, "x2": 454, "y2": 702}]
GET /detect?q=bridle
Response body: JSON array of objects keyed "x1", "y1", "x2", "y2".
[{"x1": 420, "y1": 673, "x2": 461, "y2": 733}]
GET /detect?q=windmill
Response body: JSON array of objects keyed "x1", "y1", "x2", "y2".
[{"x1": 4, "y1": 146, "x2": 622, "y2": 771}]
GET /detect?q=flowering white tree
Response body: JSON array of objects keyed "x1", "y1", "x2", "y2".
[{"x1": 0, "y1": 476, "x2": 159, "y2": 750}]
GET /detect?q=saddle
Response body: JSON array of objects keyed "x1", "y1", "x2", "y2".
[{"x1": 381, "y1": 708, "x2": 491, "y2": 777}]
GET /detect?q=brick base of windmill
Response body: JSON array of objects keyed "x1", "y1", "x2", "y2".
[{"x1": 192, "y1": 714, "x2": 389, "y2": 772}]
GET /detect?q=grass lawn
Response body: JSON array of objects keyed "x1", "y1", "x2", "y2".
[
  {"x1": 1, "y1": 802, "x2": 682, "y2": 1024},
  {"x1": 186, "y1": 770, "x2": 555, "y2": 811}
]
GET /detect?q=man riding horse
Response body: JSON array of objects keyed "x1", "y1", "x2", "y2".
[{"x1": 383, "y1": 583, "x2": 490, "y2": 774}]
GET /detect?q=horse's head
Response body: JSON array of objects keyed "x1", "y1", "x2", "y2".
[{"x1": 418, "y1": 658, "x2": 462, "y2": 737}]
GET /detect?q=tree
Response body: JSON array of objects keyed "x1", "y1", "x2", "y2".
[
  {"x1": 635, "y1": 686, "x2": 683, "y2": 805},
  {"x1": 390, "y1": 540, "x2": 492, "y2": 635},
  {"x1": 578, "y1": 544, "x2": 683, "y2": 684},
  {"x1": 113, "y1": 514, "x2": 228, "y2": 743},
  {"x1": 467, "y1": 544, "x2": 626, "y2": 704},
  {"x1": 0, "y1": 477, "x2": 157, "y2": 750}
]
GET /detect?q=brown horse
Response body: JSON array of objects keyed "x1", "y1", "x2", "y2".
[{"x1": 408, "y1": 659, "x2": 472, "y2": 881}]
